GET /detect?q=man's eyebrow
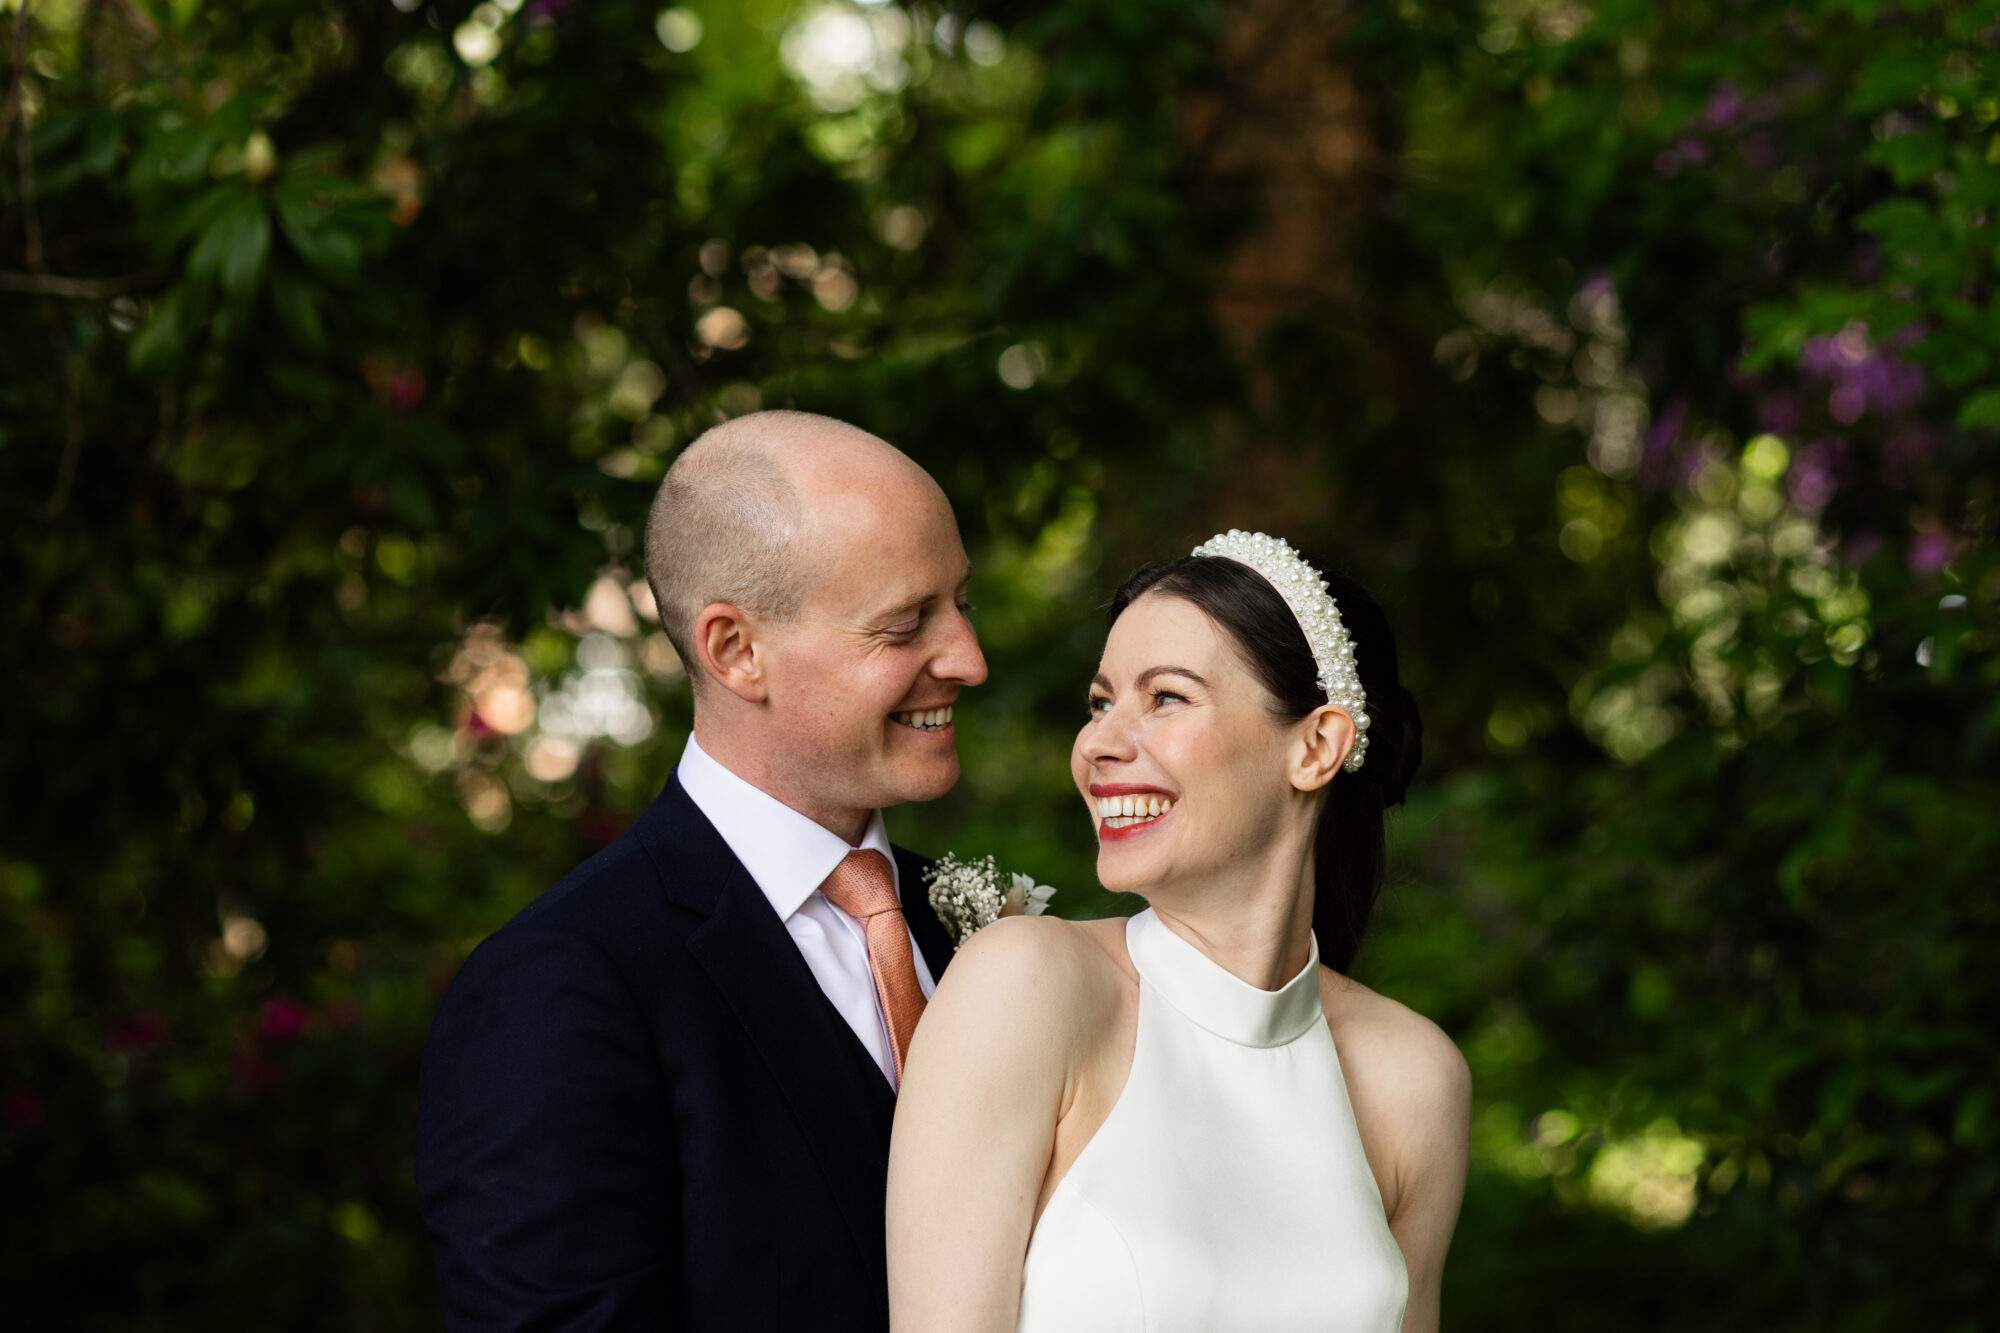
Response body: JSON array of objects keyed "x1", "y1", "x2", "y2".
[{"x1": 875, "y1": 566, "x2": 976, "y2": 621}]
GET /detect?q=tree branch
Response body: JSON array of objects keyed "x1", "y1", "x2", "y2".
[
  {"x1": 0, "y1": 268, "x2": 165, "y2": 297},
  {"x1": 0, "y1": 3, "x2": 20, "y2": 162},
  {"x1": 7, "y1": 4, "x2": 87, "y2": 518}
]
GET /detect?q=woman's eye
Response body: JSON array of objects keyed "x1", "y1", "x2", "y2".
[
  {"x1": 1087, "y1": 694, "x2": 1112, "y2": 714},
  {"x1": 1151, "y1": 690, "x2": 1187, "y2": 707}
]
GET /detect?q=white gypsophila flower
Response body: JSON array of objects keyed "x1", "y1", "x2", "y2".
[{"x1": 922, "y1": 853, "x2": 1057, "y2": 945}]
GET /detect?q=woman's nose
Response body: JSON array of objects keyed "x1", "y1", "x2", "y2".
[{"x1": 1081, "y1": 703, "x2": 1139, "y2": 765}]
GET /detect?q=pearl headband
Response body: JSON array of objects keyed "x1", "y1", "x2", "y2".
[{"x1": 1190, "y1": 529, "x2": 1370, "y2": 774}]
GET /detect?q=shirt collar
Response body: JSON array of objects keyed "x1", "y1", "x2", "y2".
[{"x1": 676, "y1": 732, "x2": 898, "y2": 920}]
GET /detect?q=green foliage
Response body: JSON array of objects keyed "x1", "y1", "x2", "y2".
[{"x1": 2, "y1": 0, "x2": 1995, "y2": 1327}]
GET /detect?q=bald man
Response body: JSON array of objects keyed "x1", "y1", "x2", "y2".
[{"x1": 417, "y1": 412, "x2": 987, "y2": 1332}]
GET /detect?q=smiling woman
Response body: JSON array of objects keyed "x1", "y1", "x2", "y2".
[
  {"x1": 1095, "y1": 553, "x2": 1424, "y2": 973},
  {"x1": 887, "y1": 537, "x2": 1468, "y2": 1333}
]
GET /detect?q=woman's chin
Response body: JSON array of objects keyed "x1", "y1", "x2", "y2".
[{"x1": 1094, "y1": 841, "x2": 1162, "y2": 895}]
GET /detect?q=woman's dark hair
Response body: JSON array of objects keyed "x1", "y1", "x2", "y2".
[{"x1": 1107, "y1": 555, "x2": 1423, "y2": 974}]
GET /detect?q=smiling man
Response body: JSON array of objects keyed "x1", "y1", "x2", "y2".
[{"x1": 417, "y1": 411, "x2": 987, "y2": 1333}]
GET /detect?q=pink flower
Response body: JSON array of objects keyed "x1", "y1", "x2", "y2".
[
  {"x1": 233, "y1": 1038, "x2": 280, "y2": 1094},
  {"x1": 106, "y1": 1014, "x2": 169, "y2": 1055},
  {"x1": 3, "y1": 1086, "x2": 44, "y2": 1129},
  {"x1": 260, "y1": 995, "x2": 309, "y2": 1040},
  {"x1": 388, "y1": 369, "x2": 427, "y2": 413}
]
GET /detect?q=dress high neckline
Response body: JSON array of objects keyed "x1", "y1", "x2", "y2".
[{"x1": 1125, "y1": 908, "x2": 1324, "y2": 1049}]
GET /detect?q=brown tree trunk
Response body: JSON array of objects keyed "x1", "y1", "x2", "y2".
[{"x1": 1177, "y1": 0, "x2": 1388, "y2": 538}]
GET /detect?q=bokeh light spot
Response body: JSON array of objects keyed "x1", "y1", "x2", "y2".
[{"x1": 655, "y1": 7, "x2": 703, "y2": 53}]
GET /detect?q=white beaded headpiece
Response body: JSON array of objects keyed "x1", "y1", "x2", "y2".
[{"x1": 1190, "y1": 529, "x2": 1370, "y2": 774}]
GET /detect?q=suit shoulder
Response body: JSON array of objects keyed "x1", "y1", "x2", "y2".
[
  {"x1": 452, "y1": 827, "x2": 684, "y2": 997},
  {"x1": 509, "y1": 831, "x2": 658, "y2": 926}
]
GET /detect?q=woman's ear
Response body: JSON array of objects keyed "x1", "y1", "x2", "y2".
[{"x1": 1290, "y1": 705, "x2": 1356, "y2": 794}]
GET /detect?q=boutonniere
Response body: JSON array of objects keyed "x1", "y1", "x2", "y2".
[{"x1": 921, "y1": 853, "x2": 1057, "y2": 946}]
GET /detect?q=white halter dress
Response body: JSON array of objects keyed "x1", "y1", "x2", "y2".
[{"x1": 1014, "y1": 908, "x2": 1408, "y2": 1333}]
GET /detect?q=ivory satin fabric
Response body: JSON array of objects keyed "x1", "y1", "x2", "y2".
[{"x1": 1014, "y1": 909, "x2": 1408, "y2": 1333}]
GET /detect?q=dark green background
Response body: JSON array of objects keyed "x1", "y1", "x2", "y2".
[{"x1": 4, "y1": 0, "x2": 1995, "y2": 1327}]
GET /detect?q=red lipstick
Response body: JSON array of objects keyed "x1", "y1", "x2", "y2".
[{"x1": 1089, "y1": 783, "x2": 1178, "y2": 843}]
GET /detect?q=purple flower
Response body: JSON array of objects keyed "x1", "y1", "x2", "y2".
[
  {"x1": 1758, "y1": 390, "x2": 1803, "y2": 434},
  {"x1": 1654, "y1": 138, "x2": 1712, "y2": 178},
  {"x1": 1799, "y1": 334, "x2": 1841, "y2": 377},
  {"x1": 1907, "y1": 530, "x2": 1952, "y2": 573},
  {"x1": 1852, "y1": 355, "x2": 1926, "y2": 414},
  {"x1": 1703, "y1": 82, "x2": 1744, "y2": 129},
  {"x1": 1787, "y1": 440, "x2": 1839, "y2": 511},
  {"x1": 1643, "y1": 395, "x2": 1688, "y2": 476},
  {"x1": 1797, "y1": 324, "x2": 1926, "y2": 424}
]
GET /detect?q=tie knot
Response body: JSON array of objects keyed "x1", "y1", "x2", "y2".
[{"x1": 819, "y1": 848, "x2": 901, "y2": 920}]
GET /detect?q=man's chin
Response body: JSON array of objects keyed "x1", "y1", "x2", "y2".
[{"x1": 874, "y1": 753, "x2": 961, "y2": 807}]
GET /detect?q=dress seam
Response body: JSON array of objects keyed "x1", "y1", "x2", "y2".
[{"x1": 1063, "y1": 1182, "x2": 1148, "y2": 1332}]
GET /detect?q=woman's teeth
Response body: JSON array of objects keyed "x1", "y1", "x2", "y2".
[
  {"x1": 893, "y1": 706, "x2": 953, "y2": 731},
  {"x1": 1095, "y1": 794, "x2": 1174, "y2": 828}
]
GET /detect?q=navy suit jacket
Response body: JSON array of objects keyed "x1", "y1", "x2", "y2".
[{"x1": 416, "y1": 774, "x2": 957, "y2": 1332}]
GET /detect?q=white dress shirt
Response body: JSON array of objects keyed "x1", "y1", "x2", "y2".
[{"x1": 677, "y1": 733, "x2": 937, "y2": 1089}]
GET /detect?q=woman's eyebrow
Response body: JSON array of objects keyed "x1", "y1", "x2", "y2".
[{"x1": 1136, "y1": 666, "x2": 1208, "y2": 688}]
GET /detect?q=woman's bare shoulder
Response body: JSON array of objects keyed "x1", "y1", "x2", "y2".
[
  {"x1": 1320, "y1": 970, "x2": 1472, "y2": 1135},
  {"x1": 928, "y1": 915, "x2": 1130, "y2": 1037}
]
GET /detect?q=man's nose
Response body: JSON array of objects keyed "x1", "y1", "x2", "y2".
[{"x1": 934, "y1": 606, "x2": 988, "y2": 686}]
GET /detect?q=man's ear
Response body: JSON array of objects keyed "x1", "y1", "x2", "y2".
[
  {"x1": 1290, "y1": 705, "x2": 1356, "y2": 794},
  {"x1": 694, "y1": 603, "x2": 770, "y2": 703}
]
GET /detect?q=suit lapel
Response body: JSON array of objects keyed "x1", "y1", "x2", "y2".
[
  {"x1": 893, "y1": 846, "x2": 957, "y2": 981},
  {"x1": 685, "y1": 863, "x2": 897, "y2": 1254},
  {"x1": 641, "y1": 778, "x2": 896, "y2": 1315}
]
